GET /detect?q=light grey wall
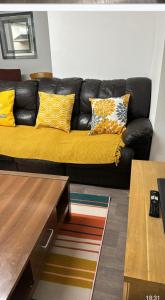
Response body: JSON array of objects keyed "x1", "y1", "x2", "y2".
[
  {"x1": 0, "y1": 12, "x2": 52, "y2": 79},
  {"x1": 149, "y1": 13, "x2": 165, "y2": 126},
  {"x1": 47, "y1": 10, "x2": 165, "y2": 161},
  {"x1": 47, "y1": 11, "x2": 156, "y2": 80},
  {"x1": 148, "y1": 13, "x2": 165, "y2": 161},
  {"x1": 150, "y1": 41, "x2": 165, "y2": 161}
]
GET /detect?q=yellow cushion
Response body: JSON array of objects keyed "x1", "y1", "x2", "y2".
[
  {"x1": 89, "y1": 94, "x2": 130, "y2": 135},
  {"x1": 0, "y1": 90, "x2": 15, "y2": 127},
  {"x1": 0, "y1": 126, "x2": 124, "y2": 165},
  {"x1": 36, "y1": 92, "x2": 75, "y2": 132}
]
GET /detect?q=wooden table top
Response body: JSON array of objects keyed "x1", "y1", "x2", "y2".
[
  {"x1": 0, "y1": 171, "x2": 68, "y2": 300},
  {"x1": 124, "y1": 160, "x2": 165, "y2": 286}
]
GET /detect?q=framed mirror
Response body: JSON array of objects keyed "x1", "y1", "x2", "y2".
[{"x1": 0, "y1": 12, "x2": 37, "y2": 59}]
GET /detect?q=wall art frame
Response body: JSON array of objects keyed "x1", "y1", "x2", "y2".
[{"x1": 0, "y1": 12, "x2": 37, "y2": 59}]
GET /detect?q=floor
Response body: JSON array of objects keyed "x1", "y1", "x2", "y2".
[{"x1": 70, "y1": 183, "x2": 129, "y2": 300}]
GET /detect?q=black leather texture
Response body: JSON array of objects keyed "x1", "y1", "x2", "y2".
[
  {"x1": 126, "y1": 77, "x2": 151, "y2": 121},
  {"x1": 66, "y1": 147, "x2": 134, "y2": 188},
  {"x1": 0, "y1": 77, "x2": 153, "y2": 188},
  {"x1": 77, "y1": 77, "x2": 151, "y2": 130},
  {"x1": 0, "y1": 80, "x2": 38, "y2": 125},
  {"x1": 0, "y1": 155, "x2": 17, "y2": 171},
  {"x1": 122, "y1": 118, "x2": 153, "y2": 145},
  {"x1": 0, "y1": 147, "x2": 134, "y2": 188},
  {"x1": 122, "y1": 118, "x2": 153, "y2": 160},
  {"x1": 78, "y1": 79, "x2": 126, "y2": 130},
  {"x1": 15, "y1": 158, "x2": 65, "y2": 175}
]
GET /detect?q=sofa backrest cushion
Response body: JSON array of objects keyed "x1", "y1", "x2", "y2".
[
  {"x1": 38, "y1": 78, "x2": 83, "y2": 129},
  {"x1": 126, "y1": 77, "x2": 151, "y2": 121},
  {"x1": 77, "y1": 77, "x2": 151, "y2": 130},
  {"x1": 78, "y1": 79, "x2": 126, "y2": 130},
  {"x1": 0, "y1": 77, "x2": 151, "y2": 129},
  {"x1": 0, "y1": 80, "x2": 38, "y2": 126}
]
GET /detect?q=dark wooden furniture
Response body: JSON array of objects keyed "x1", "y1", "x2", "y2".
[
  {"x1": 0, "y1": 69, "x2": 21, "y2": 81},
  {"x1": 0, "y1": 171, "x2": 70, "y2": 300}
]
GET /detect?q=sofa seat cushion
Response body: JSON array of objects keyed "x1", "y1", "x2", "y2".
[{"x1": 0, "y1": 125, "x2": 124, "y2": 164}]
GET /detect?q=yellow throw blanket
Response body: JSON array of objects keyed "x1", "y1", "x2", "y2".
[{"x1": 0, "y1": 126, "x2": 124, "y2": 165}]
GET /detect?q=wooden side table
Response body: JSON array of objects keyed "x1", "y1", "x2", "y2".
[{"x1": 123, "y1": 160, "x2": 165, "y2": 300}]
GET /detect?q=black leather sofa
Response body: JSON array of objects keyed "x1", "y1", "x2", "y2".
[{"x1": 0, "y1": 77, "x2": 153, "y2": 188}]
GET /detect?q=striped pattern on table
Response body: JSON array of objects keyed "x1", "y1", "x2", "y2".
[{"x1": 34, "y1": 192, "x2": 110, "y2": 300}]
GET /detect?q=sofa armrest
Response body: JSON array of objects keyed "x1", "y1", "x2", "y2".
[{"x1": 122, "y1": 118, "x2": 153, "y2": 146}]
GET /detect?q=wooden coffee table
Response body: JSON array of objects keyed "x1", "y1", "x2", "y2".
[{"x1": 0, "y1": 171, "x2": 70, "y2": 300}]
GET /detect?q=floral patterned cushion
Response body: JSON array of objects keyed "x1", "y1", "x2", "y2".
[{"x1": 89, "y1": 94, "x2": 130, "y2": 135}]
